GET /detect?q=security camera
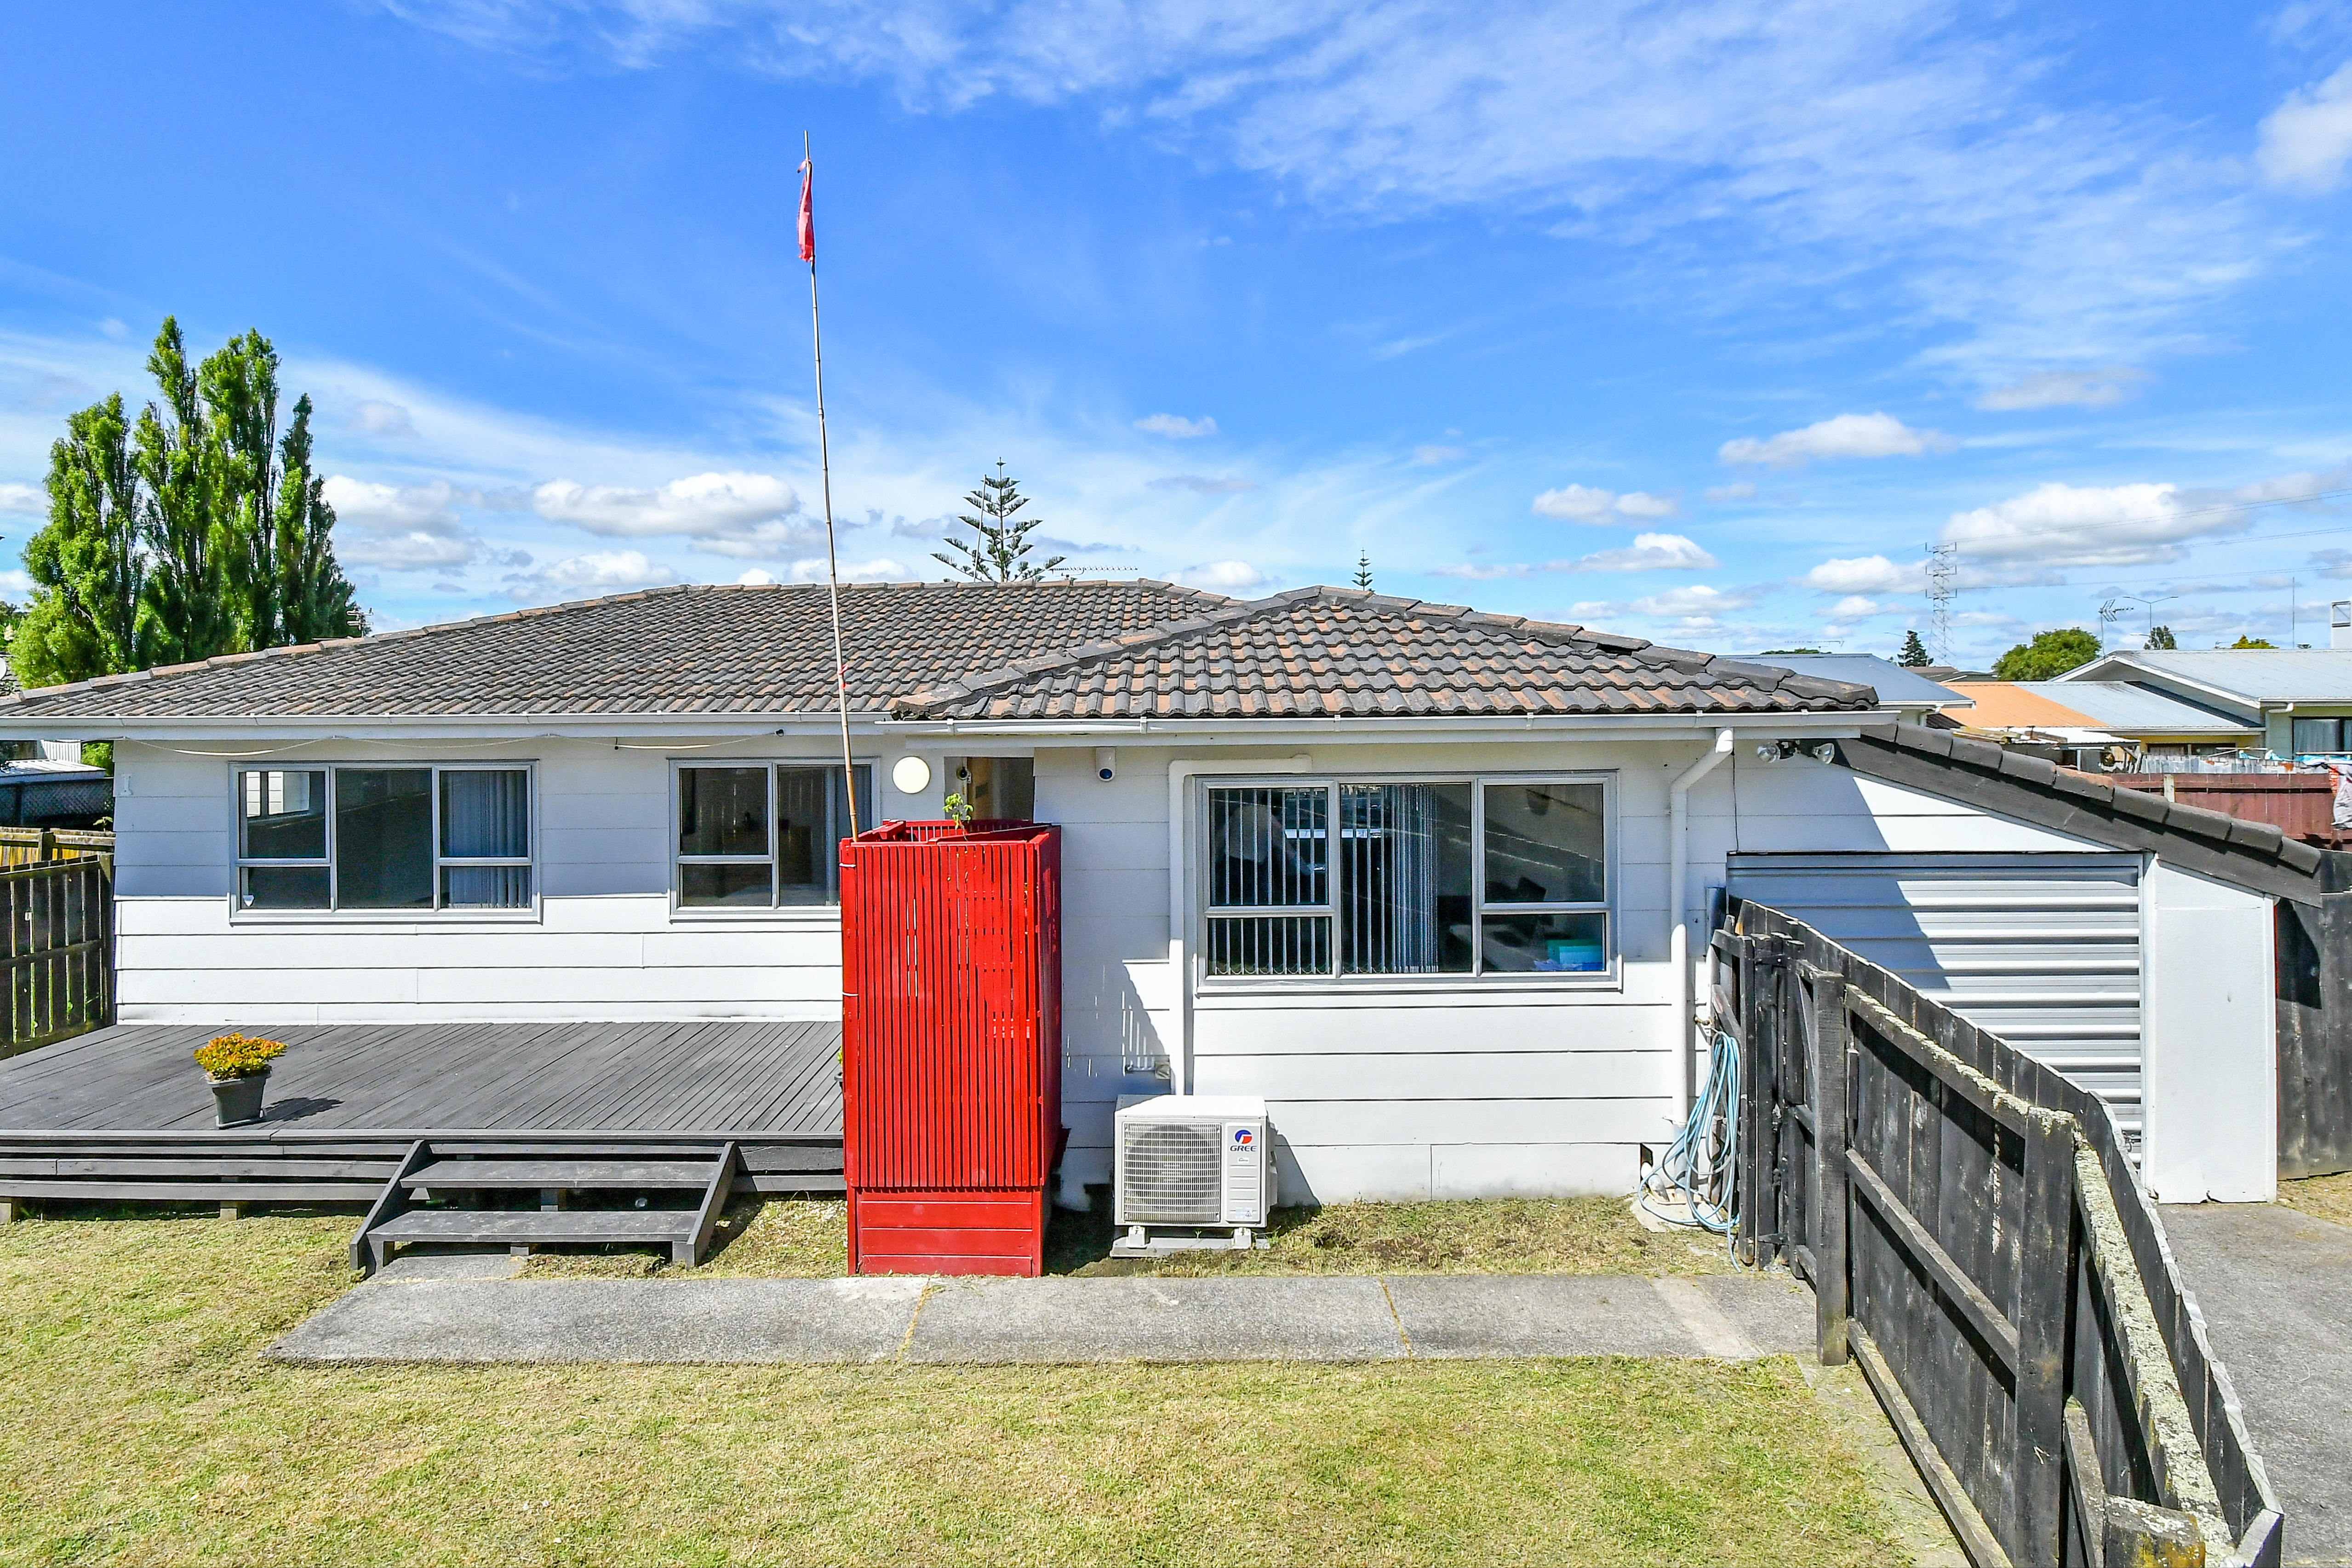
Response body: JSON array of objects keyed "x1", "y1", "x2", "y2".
[{"x1": 1094, "y1": 746, "x2": 1117, "y2": 782}]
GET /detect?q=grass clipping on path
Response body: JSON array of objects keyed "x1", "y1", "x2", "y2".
[
  {"x1": 524, "y1": 1193, "x2": 1738, "y2": 1281},
  {"x1": 2280, "y1": 1170, "x2": 2352, "y2": 1228},
  {"x1": 0, "y1": 1211, "x2": 1906, "y2": 1568}
]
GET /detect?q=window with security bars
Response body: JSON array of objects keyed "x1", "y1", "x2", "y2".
[
  {"x1": 1202, "y1": 777, "x2": 1608, "y2": 979},
  {"x1": 234, "y1": 765, "x2": 534, "y2": 913}
]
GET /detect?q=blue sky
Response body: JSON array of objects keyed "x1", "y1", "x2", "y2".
[{"x1": 4, "y1": 2, "x2": 2352, "y2": 665}]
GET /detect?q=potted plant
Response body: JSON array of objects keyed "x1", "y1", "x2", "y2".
[{"x1": 193, "y1": 1034, "x2": 288, "y2": 1127}]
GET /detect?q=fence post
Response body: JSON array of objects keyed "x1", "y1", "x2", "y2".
[
  {"x1": 1806, "y1": 958, "x2": 1851, "y2": 1367},
  {"x1": 2015, "y1": 1108, "x2": 2075, "y2": 1568},
  {"x1": 1737, "y1": 933, "x2": 1779, "y2": 1268}
]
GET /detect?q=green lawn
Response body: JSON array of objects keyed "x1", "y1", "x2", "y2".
[
  {"x1": 523, "y1": 1191, "x2": 1736, "y2": 1281},
  {"x1": 0, "y1": 1209, "x2": 1908, "y2": 1567}
]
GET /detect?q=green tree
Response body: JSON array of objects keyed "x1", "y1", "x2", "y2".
[
  {"x1": 1352, "y1": 552, "x2": 1373, "y2": 590},
  {"x1": 2146, "y1": 625, "x2": 2177, "y2": 650},
  {"x1": 933, "y1": 463, "x2": 1066, "y2": 582},
  {"x1": 1897, "y1": 630, "x2": 1931, "y2": 667},
  {"x1": 1991, "y1": 627, "x2": 2100, "y2": 681},
  {"x1": 2230, "y1": 635, "x2": 2276, "y2": 649},
  {"x1": 12, "y1": 318, "x2": 364, "y2": 691}
]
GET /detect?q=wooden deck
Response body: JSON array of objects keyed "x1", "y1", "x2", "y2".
[{"x1": 0, "y1": 1021, "x2": 844, "y2": 1205}]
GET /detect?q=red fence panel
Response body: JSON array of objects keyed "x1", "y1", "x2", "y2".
[
  {"x1": 2107, "y1": 770, "x2": 2352, "y2": 847},
  {"x1": 839, "y1": 822, "x2": 1062, "y2": 1274}
]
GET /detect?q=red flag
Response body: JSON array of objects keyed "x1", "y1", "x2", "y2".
[{"x1": 797, "y1": 157, "x2": 815, "y2": 263}]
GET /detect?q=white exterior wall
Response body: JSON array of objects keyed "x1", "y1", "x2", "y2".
[
  {"x1": 113, "y1": 732, "x2": 2282, "y2": 1202},
  {"x1": 111, "y1": 737, "x2": 947, "y2": 1023},
  {"x1": 2139, "y1": 861, "x2": 2277, "y2": 1203}
]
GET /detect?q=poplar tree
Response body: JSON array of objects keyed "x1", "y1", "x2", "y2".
[
  {"x1": 12, "y1": 318, "x2": 364, "y2": 691},
  {"x1": 933, "y1": 463, "x2": 1067, "y2": 582}
]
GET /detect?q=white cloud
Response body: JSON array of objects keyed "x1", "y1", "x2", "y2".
[
  {"x1": 1938, "y1": 480, "x2": 2243, "y2": 567},
  {"x1": 347, "y1": 399, "x2": 419, "y2": 437},
  {"x1": 1531, "y1": 484, "x2": 1620, "y2": 522},
  {"x1": 1134, "y1": 413, "x2": 1217, "y2": 438},
  {"x1": 736, "y1": 568, "x2": 777, "y2": 585},
  {"x1": 528, "y1": 550, "x2": 679, "y2": 594},
  {"x1": 1172, "y1": 560, "x2": 1268, "y2": 591},
  {"x1": 786, "y1": 556, "x2": 908, "y2": 582},
  {"x1": 322, "y1": 476, "x2": 481, "y2": 571},
  {"x1": 2258, "y1": 61, "x2": 2352, "y2": 192},
  {"x1": 0, "y1": 569, "x2": 32, "y2": 597},
  {"x1": 1703, "y1": 482, "x2": 1757, "y2": 503},
  {"x1": 342, "y1": 531, "x2": 480, "y2": 570},
  {"x1": 1431, "y1": 532, "x2": 1717, "y2": 579},
  {"x1": 1719, "y1": 413, "x2": 1954, "y2": 468},
  {"x1": 1614, "y1": 490, "x2": 1679, "y2": 520},
  {"x1": 1149, "y1": 474, "x2": 1259, "y2": 494},
  {"x1": 0, "y1": 482, "x2": 41, "y2": 514},
  {"x1": 1975, "y1": 367, "x2": 2152, "y2": 411},
  {"x1": 1412, "y1": 444, "x2": 1464, "y2": 465},
  {"x1": 1631, "y1": 584, "x2": 1764, "y2": 619},
  {"x1": 532, "y1": 471, "x2": 803, "y2": 544},
  {"x1": 1826, "y1": 595, "x2": 1886, "y2": 619},
  {"x1": 1804, "y1": 555, "x2": 1923, "y2": 594}
]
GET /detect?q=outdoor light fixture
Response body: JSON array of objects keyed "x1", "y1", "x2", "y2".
[
  {"x1": 891, "y1": 755, "x2": 932, "y2": 795},
  {"x1": 1094, "y1": 747, "x2": 1117, "y2": 781}
]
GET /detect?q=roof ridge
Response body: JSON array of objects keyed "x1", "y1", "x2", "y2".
[
  {"x1": 0, "y1": 578, "x2": 1224, "y2": 711},
  {"x1": 889, "y1": 584, "x2": 1881, "y2": 717}
]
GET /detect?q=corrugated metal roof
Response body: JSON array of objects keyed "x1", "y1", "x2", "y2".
[
  {"x1": 1755, "y1": 654, "x2": 1972, "y2": 709},
  {"x1": 2009, "y1": 681, "x2": 2257, "y2": 735},
  {"x1": 2062, "y1": 650, "x2": 2352, "y2": 704}
]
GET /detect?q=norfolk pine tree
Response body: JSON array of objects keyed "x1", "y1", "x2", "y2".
[
  {"x1": 1897, "y1": 630, "x2": 1931, "y2": 667},
  {"x1": 934, "y1": 463, "x2": 1067, "y2": 582}
]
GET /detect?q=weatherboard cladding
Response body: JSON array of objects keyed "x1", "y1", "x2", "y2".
[
  {"x1": 0, "y1": 581, "x2": 1878, "y2": 723},
  {"x1": 890, "y1": 589, "x2": 1877, "y2": 721}
]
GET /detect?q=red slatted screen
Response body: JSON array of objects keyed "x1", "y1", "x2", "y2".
[{"x1": 839, "y1": 823, "x2": 1062, "y2": 1274}]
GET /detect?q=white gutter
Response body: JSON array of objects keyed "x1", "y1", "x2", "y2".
[
  {"x1": 1168, "y1": 752, "x2": 1314, "y2": 1098},
  {"x1": 1669, "y1": 728, "x2": 1735, "y2": 1131}
]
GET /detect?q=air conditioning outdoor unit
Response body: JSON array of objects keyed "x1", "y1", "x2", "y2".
[{"x1": 1112, "y1": 1094, "x2": 1272, "y2": 1255}]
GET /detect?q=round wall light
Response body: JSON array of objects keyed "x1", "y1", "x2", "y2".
[{"x1": 890, "y1": 755, "x2": 933, "y2": 795}]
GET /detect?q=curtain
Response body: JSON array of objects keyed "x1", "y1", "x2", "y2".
[{"x1": 441, "y1": 769, "x2": 530, "y2": 909}]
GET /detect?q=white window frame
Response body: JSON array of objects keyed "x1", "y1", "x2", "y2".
[
  {"x1": 1196, "y1": 771, "x2": 1618, "y2": 988},
  {"x1": 668, "y1": 758, "x2": 874, "y2": 918},
  {"x1": 229, "y1": 761, "x2": 540, "y2": 921}
]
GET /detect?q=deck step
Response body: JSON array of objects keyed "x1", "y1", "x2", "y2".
[
  {"x1": 352, "y1": 1138, "x2": 742, "y2": 1273},
  {"x1": 406, "y1": 1158, "x2": 719, "y2": 1191},
  {"x1": 371, "y1": 1209, "x2": 695, "y2": 1246}
]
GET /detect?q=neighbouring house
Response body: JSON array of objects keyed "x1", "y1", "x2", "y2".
[
  {"x1": 0, "y1": 581, "x2": 2306, "y2": 1206},
  {"x1": 2060, "y1": 648, "x2": 2352, "y2": 762},
  {"x1": 1943, "y1": 681, "x2": 2262, "y2": 770}
]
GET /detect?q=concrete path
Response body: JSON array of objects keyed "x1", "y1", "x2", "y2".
[
  {"x1": 2161, "y1": 1202, "x2": 2352, "y2": 1568},
  {"x1": 269, "y1": 1259, "x2": 1815, "y2": 1367}
]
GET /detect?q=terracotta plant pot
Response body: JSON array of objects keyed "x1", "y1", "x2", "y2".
[{"x1": 208, "y1": 1070, "x2": 269, "y2": 1127}]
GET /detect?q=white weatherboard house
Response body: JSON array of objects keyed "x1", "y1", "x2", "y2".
[{"x1": 0, "y1": 582, "x2": 2306, "y2": 1205}]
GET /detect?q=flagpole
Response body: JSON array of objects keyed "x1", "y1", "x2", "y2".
[{"x1": 802, "y1": 132, "x2": 859, "y2": 837}]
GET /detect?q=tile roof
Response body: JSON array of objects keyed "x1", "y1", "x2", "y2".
[
  {"x1": 891, "y1": 587, "x2": 1879, "y2": 720},
  {"x1": 0, "y1": 581, "x2": 1227, "y2": 719}
]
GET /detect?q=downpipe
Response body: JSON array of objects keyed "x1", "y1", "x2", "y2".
[{"x1": 1668, "y1": 728, "x2": 1734, "y2": 1131}]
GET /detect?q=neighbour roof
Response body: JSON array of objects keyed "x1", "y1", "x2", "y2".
[
  {"x1": 1755, "y1": 655, "x2": 1971, "y2": 710},
  {"x1": 891, "y1": 587, "x2": 1880, "y2": 721},
  {"x1": 1835, "y1": 722, "x2": 2336, "y2": 905},
  {"x1": 2003, "y1": 682, "x2": 2256, "y2": 737},
  {"x1": 1942, "y1": 683, "x2": 2104, "y2": 732},
  {"x1": 2061, "y1": 649, "x2": 2352, "y2": 705},
  {"x1": 0, "y1": 581, "x2": 1227, "y2": 720}
]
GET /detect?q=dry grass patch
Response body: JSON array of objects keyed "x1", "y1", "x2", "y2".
[
  {"x1": 520, "y1": 1196, "x2": 846, "y2": 1280},
  {"x1": 0, "y1": 1208, "x2": 1907, "y2": 1567},
  {"x1": 2279, "y1": 1170, "x2": 2352, "y2": 1229}
]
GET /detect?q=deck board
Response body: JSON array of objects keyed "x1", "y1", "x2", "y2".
[{"x1": 0, "y1": 1021, "x2": 845, "y2": 1138}]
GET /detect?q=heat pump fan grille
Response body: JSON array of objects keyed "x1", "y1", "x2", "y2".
[{"x1": 1122, "y1": 1122, "x2": 1224, "y2": 1222}]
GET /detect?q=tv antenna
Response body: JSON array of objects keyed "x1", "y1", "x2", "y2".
[
  {"x1": 2097, "y1": 599, "x2": 2127, "y2": 647},
  {"x1": 1924, "y1": 543, "x2": 1960, "y2": 664},
  {"x1": 2125, "y1": 590, "x2": 2177, "y2": 645}
]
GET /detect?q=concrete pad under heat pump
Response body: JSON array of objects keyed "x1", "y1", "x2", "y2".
[{"x1": 904, "y1": 1276, "x2": 1407, "y2": 1363}]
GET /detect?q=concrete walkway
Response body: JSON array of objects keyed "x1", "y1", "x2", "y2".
[
  {"x1": 2161, "y1": 1202, "x2": 2352, "y2": 1568},
  {"x1": 269, "y1": 1257, "x2": 1815, "y2": 1366}
]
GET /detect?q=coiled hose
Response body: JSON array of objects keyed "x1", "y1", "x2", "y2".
[{"x1": 1638, "y1": 1028, "x2": 1740, "y2": 1243}]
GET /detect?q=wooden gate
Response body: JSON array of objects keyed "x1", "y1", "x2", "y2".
[
  {"x1": 1720, "y1": 901, "x2": 2282, "y2": 1568},
  {"x1": 0, "y1": 848, "x2": 113, "y2": 1058}
]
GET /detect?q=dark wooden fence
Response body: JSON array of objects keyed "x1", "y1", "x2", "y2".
[
  {"x1": 2275, "y1": 850, "x2": 2352, "y2": 1178},
  {"x1": 1720, "y1": 900, "x2": 2281, "y2": 1568},
  {"x1": 0, "y1": 840, "x2": 113, "y2": 1059},
  {"x1": 2107, "y1": 772, "x2": 2351, "y2": 849}
]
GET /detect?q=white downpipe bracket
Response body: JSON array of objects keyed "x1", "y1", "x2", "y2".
[
  {"x1": 1669, "y1": 729, "x2": 1735, "y2": 1131},
  {"x1": 1168, "y1": 753, "x2": 1314, "y2": 1097}
]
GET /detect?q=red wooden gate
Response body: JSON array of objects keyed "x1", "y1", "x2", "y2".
[{"x1": 839, "y1": 821, "x2": 1063, "y2": 1275}]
